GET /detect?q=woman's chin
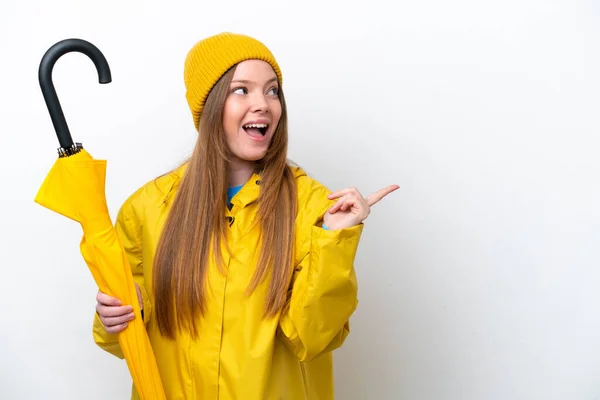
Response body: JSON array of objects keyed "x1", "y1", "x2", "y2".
[{"x1": 238, "y1": 151, "x2": 268, "y2": 163}]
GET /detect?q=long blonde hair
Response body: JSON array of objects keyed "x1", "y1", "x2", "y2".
[{"x1": 152, "y1": 65, "x2": 297, "y2": 339}]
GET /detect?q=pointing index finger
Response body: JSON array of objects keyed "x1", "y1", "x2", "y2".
[{"x1": 365, "y1": 185, "x2": 399, "y2": 206}]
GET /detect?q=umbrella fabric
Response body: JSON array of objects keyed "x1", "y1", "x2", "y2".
[{"x1": 35, "y1": 148, "x2": 166, "y2": 400}]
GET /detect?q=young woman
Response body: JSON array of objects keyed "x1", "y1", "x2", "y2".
[{"x1": 93, "y1": 32, "x2": 398, "y2": 399}]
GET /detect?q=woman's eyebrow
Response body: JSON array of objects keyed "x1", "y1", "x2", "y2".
[{"x1": 231, "y1": 77, "x2": 278, "y2": 85}]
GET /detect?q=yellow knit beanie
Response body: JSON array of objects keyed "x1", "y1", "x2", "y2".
[{"x1": 184, "y1": 32, "x2": 283, "y2": 130}]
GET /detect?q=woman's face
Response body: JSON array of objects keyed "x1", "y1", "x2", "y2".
[{"x1": 222, "y1": 60, "x2": 282, "y2": 163}]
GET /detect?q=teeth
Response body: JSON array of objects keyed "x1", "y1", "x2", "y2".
[{"x1": 244, "y1": 123, "x2": 268, "y2": 129}]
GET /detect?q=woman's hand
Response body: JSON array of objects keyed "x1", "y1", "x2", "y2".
[
  {"x1": 96, "y1": 283, "x2": 143, "y2": 334},
  {"x1": 323, "y1": 185, "x2": 399, "y2": 230}
]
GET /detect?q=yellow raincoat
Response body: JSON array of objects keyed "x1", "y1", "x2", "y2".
[{"x1": 93, "y1": 165, "x2": 363, "y2": 399}]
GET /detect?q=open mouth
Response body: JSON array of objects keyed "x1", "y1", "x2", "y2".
[{"x1": 243, "y1": 123, "x2": 269, "y2": 136}]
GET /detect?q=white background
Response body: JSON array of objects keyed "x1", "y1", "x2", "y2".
[{"x1": 1, "y1": 0, "x2": 599, "y2": 399}]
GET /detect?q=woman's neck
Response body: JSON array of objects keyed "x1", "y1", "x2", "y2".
[{"x1": 228, "y1": 159, "x2": 255, "y2": 187}]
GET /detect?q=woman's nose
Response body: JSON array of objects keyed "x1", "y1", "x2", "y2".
[{"x1": 250, "y1": 93, "x2": 269, "y2": 113}]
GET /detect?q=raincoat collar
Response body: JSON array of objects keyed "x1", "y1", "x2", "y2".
[
  {"x1": 229, "y1": 165, "x2": 308, "y2": 209},
  {"x1": 158, "y1": 163, "x2": 308, "y2": 209},
  {"x1": 229, "y1": 173, "x2": 262, "y2": 209}
]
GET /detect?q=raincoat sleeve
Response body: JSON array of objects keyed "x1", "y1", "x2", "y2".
[
  {"x1": 277, "y1": 178, "x2": 364, "y2": 362},
  {"x1": 92, "y1": 196, "x2": 152, "y2": 359}
]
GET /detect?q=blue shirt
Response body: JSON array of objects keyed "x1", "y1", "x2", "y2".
[{"x1": 227, "y1": 185, "x2": 244, "y2": 204}]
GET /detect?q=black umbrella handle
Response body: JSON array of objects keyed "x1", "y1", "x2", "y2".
[{"x1": 38, "y1": 38, "x2": 112, "y2": 154}]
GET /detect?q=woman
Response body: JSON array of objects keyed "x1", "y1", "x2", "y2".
[{"x1": 93, "y1": 32, "x2": 398, "y2": 399}]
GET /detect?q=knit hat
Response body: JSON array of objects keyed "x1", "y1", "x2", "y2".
[{"x1": 184, "y1": 32, "x2": 283, "y2": 130}]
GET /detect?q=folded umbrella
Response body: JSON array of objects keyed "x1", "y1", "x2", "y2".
[{"x1": 34, "y1": 38, "x2": 166, "y2": 400}]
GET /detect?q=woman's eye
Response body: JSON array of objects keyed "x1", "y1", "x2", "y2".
[
  {"x1": 267, "y1": 87, "x2": 279, "y2": 96},
  {"x1": 232, "y1": 87, "x2": 248, "y2": 95}
]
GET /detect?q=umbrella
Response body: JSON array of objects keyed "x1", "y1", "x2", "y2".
[{"x1": 34, "y1": 38, "x2": 166, "y2": 400}]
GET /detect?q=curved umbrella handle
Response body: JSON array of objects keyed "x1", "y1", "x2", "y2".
[{"x1": 38, "y1": 38, "x2": 112, "y2": 154}]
